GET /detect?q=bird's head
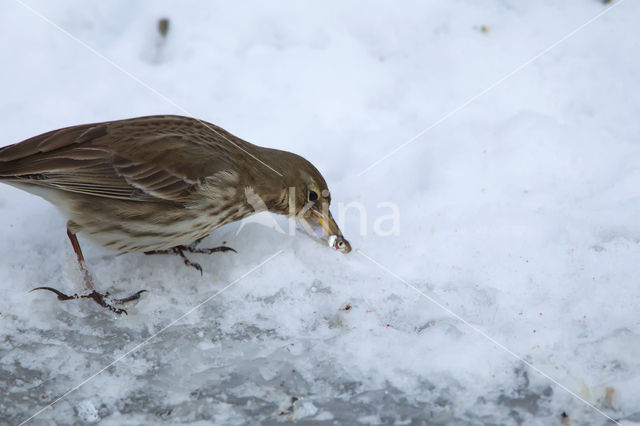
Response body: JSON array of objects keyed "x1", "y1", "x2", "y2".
[{"x1": 264, "y1": 150, "x2": 351, "y2": 254}]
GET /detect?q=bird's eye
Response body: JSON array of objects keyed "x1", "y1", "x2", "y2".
[{"x1": 308, "y1": 191, "x2": 318, "y2": 201}]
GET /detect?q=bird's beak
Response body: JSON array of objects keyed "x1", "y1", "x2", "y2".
[{"x1": 298, "y1": 207, "x2": 352, "y2": 254}]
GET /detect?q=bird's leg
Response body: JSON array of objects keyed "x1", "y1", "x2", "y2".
[
  {"x1": 66, "y1": 227, "x2": 94, "y2": 289},
  {"x1": 144, "y1": 240, "x2": 236, "y2": 275},
  {"x1": 186, "y1": 236, "x2": 207, "y2": 248},
  {"x1": 31, "y1": 227, "x2": 146, "y2": 315}
]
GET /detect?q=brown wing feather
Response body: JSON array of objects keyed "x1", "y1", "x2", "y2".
[
  {"x1": 0, "y1": 115, "x2": 247, "y2": 203},
  {"x1": 0, "y1": 124, "x2": 108, "y2": 161}
]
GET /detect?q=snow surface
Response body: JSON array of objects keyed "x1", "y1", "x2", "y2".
[{"x1": 1, "y1": 1, "x2": 639, "y2": 424}]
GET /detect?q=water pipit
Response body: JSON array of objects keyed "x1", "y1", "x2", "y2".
[{"x1": 0, "y1": 115, "x2": 350, "y2": 314}]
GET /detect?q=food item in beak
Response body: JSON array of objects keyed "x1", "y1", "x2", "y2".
[
  {"x1": 328, "y1": 235, "x2": 352, "y2": 253},
  {"x1": 298, "y1": 208, "x2": 352, "y2": 254}
]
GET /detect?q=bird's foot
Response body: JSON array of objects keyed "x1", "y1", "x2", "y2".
[
  {"x1": 31, "y1": 287, "x2": 147, "y2": 315},
  {"x1": 145, "y1": 244, "x2": 236, "y2": 275}
]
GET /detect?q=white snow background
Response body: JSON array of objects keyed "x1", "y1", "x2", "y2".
[{"x1": 1, "y1": 1, "x2": 639, "y2": 425}]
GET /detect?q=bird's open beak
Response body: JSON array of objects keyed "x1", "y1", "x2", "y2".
[{"x1": 298, "y1": 207, "x2": 352, "y2": 254}]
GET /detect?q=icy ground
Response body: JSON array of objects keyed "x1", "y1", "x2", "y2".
[{"x1": 1, "y1": 1, "x2": 640, "y2": 424}]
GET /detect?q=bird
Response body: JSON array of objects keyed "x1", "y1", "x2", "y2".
[{"x1": 0, "y1": 115, "x2": 351, "y2": 314}]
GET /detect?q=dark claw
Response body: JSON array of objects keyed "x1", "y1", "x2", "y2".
[
  {"x1": 31, "y1": 286, "x2": 78, "y2": 301},
  {"x1": 194, "y1": 264, "x2": 203, "y2": 276},
  {"x1": 191, "y1": 246, "x2": 237, "y2": 255},
  {"x1": 114, "y1": 289, "x2": 147, "y2": 304},
  {"x1": 183, "y1": 258, "x2": 203, "y2": 275}
]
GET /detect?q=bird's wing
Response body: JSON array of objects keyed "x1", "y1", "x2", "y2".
[{"x1": 0, "y1": 115, "x2": 244, "y2": 203}]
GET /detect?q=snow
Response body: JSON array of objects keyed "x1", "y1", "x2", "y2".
[{"x1": 1, "y1": 0, "x2": 639, "y2": 424}]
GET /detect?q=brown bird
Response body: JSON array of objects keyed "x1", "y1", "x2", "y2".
[{"x1": 0, "y1": 115, "x2": 351, "y2": 314}]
